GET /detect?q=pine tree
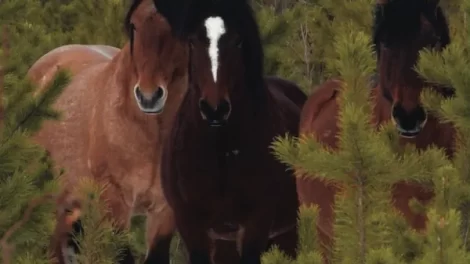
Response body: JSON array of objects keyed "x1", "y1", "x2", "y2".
[
  {"x1": 40, "y1": 0, "x2": 127, "y2": 47},
  {"x1": 256, "y1": 0, "x2": 375, "y2": 94},
  {"x1": 0, "y1": 22, "x2": 70, "y2": 263}
]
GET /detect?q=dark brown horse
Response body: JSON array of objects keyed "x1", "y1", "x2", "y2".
[
  {"x1": 27, "y1": 0, "x2": 188, "y2": 263},
  {"x1": 153, "y1": 0, "x2": 306, "y2": 263},
  {"x1": 297, "y1": 0, "x2": 455, "y2": 262}
]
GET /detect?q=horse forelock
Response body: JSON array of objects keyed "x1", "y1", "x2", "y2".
[
  {"x1": 374, "y1": 1, "x2": 450, "y2": 91},
  {"x1": 373, "y1": 0, "x2": 449, "y2": 55},
  {"x1": 375, "y1": 1, "x2": 454, "y2": 101},
  {"x1": 124, "y1": 0, "x2": 158, "y2": 37}
]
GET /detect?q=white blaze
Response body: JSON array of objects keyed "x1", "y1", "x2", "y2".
[{"x1": 204, "y1": 16, "x2": 226, "y2": 82}]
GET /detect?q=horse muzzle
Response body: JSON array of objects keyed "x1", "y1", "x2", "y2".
[
  {"x1": 199, "y1": 98, "x2": 231, "y2": 127},
  {"x1": 133, "y1": 84, "x2": 168, "y2": 115},
  {"x1": 391, "y1": 103, "x2": 428, "y2": 138}
]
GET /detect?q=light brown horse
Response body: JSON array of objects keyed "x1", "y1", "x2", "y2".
[
  {"x1": 27, "y1": 0, "x2": 188, "y2": 263},
  {"x1": 297, "y1": 0, "x2": 455, "y2": 262}
]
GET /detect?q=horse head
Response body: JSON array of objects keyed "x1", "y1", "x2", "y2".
[
  {"x1": 153, "y1": 0, "x2": 266, "y2": 127},
  {"x1": 123, "y1": 0, "x2": 187, "y2": 115},
  {"x1": 373, "y1": 0, "x2": 451, "y2": 138}
]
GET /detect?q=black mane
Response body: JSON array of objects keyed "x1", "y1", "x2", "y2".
[
  {"x1": 154, "y1": 0, "x2": 267, "y2": 104},
  {"x1": 124, "y1": 0, "x2": 143, "y2": 38},
  {"x1": 123, "y1": 0, "x2": 145, "y2": 55},
  {"x1": 373, "y1": 0, "x2": 450, "y2": 58}
]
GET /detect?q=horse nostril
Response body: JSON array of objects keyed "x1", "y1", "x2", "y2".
[
  {"x1": 134, "y1": 86, "x2": 143, "y2": 100},
  {"x1": 391, "y1": 103, "x2": 428, "y2": 137},
  {"x1": 392, "y1": 103, "x2": 427, "y2": 123},
  {"x1": 198, "y1": 99, "x2": 231, "y2": 125},
  {"x1": 391, "y1": 103, "x2": 404, "y2": 122},
  {"x1": 134, "y1": 86, "x2": 166, "y2": 102},
  {"x1": 217, "y1": 99, "x2": 231, "y2": 118},
  {"x1": 198, "y1": 99, "x2": 212, "y2": 114},
  {"x1": 155, "y1": 87, "x2": 165, "y2": 100},
  {"x1": 413, "y1": 105, "x2": 427, "y2": 123}
]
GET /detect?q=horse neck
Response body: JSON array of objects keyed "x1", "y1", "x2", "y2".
[
  {"x1": 229, "y1": 75, "x2": 271, "y2": 120},
  {"x1": 158, "y1": 74, "x2": 189, "y2": 140}
]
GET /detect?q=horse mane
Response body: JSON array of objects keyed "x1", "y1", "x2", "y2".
[
  {"x1": 124, "y1": 0, "x2": 144, "y2": 37},
  {"x1": 372, "y1": 0, "x2": 450, "y2": 58},
  {"x1": 153, "y1": 0, "x2": 267, "y2": 105}
]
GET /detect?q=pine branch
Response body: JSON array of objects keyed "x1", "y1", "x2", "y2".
[
  {"x1": 0, "y1": 193, "x2": 57, "y2": 264},
  {"x1": 0, "y1": 68, "x2": 69, "y2": 145}
]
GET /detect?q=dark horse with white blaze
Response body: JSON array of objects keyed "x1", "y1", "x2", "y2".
[
  {"x1": 153, "y1": 0, "x2": 306, "y2": 263},
  {"x1": 297, "y1": 0, "x2": 455, "y2": 262}
]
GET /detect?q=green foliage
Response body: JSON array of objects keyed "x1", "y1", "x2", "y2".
[
  {"x1": 0, "y1": 0, "x2": 127, "y2": 262},
  {"x1": 262, "y1": 205, "x2": 323, "y2": 264},
  {"x1": 416, "y1": 0, "x2": 470, "y2": 253},
  {"x1": 270, "y1": 0, "x2": 470, "y2": 263},
  {"x1": 1, "y1": 0, "x2": 126, "y2": 98},
  {"x1": 3, "y1": 0, "x2": 470, "y2": 263},
  {"x1": 257, "y1": 0, "x2": 374, "y2": 94},
  {"x1": 41, "y1": 0, "x2": 127, "y2": 46},
  {"x1": 271, "y1": 27, "x2": 433, "y2": 263},
  {"x1": 0, "y1": 59, "x2": 70, "y2": 264},
  {"x1": 70, "y1": 179, "x2": 132, "y2": 264}
]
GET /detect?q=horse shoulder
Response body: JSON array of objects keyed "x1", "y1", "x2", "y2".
[
  {"x1": 300, "y1": 79, "x2": 342, "y2": 148},
  {"x1": 266, "y1": 81, "x2": 303, "y2": 136}
]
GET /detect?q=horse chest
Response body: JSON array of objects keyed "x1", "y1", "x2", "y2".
[
  {"x1": 173, "y1": 142, "x2": 272, "y2": 206},
  {"x1": 88, "y1": 131, "x2": 161, "y2": 208}
]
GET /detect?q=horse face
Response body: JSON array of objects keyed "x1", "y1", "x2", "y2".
[
  {"x1": 189, "y1": 16, "x2": 243, "y2": 127},
  {"x1": 376, "y1": 4, "x2": 449, "y2": 138},
  {"x1": 129, "y1": 11, "x2": 187, "y2": 115}
]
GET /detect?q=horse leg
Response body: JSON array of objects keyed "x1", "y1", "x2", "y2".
[
  {"x1": 144, "y1": 204, "x2": 176, "y2": 264},
  {"x1": 49, "y1": 210, "x2": 68, "y2": 264},
  {"x1": 175, "y1": 211, "x2": 212, "y2": 264},
  {"x1": 266, "y1": 196, "x2": 299, "y2": 259},
  {"x1": 392, "y1": 182, "x2": 433, "y2": 230},
  {"x1": 57, "y1": 188, "x2": 136, "y2": 263},
  {"x1": 211, "y1": 240, "x2": 240, "y2": 264},
  {"x1": 49, "y1": 195, "x2": 82, "y2": 264},
  {"x1": 266, "y1": 226, "x2": 298, "y2": 259},
  {"x1": 237, "y1": 211, "x2": 272, "y2": 264},
  {"x1": 100, "y1": 186, "x2": 136, "y2": 264}
]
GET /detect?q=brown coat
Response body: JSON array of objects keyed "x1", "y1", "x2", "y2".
[{"x1": 27, "y1": 1, "x2": 188, "y2": 262}]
